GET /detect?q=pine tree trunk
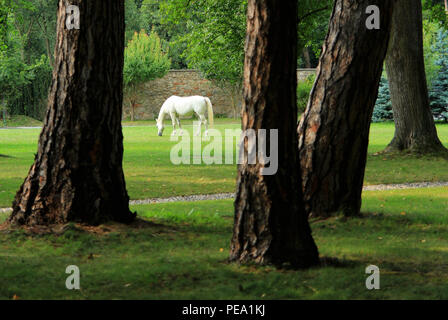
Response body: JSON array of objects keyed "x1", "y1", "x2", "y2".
[
  {"x1": 9, "y1": 1, "x2": 135, "y2": 226},
  {"x1": 298, "y1": 0, "x2": 395, "y2": 218},
  {"x1": 230, "y1": 0, "x2": 319, "y2": 268},
  {"x1": 385, "y1": 0, "x2": 446, "y2": 153}
]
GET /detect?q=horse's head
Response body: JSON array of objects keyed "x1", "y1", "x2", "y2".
[{"x1": 156, "y1": 118, "x2": 165, "y2": 136}]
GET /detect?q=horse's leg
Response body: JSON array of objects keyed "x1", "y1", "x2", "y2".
[
  {"x1": 193, "y1": 113, "x2": 200, "y2": 136},
  {"x1": 170, "y1": 112, "x2": 177, "y2": 136},
  {"x1": 200, "y1": 114, "x2": 208, "y2": 137},
  {"x1": 176, "y1": 117, "x2": 183, "y2": 136},
  {"x1": 194, "y1": 114, "x2": 203, "y2": 136}
]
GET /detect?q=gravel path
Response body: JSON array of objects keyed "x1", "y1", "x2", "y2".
[
  {"x1": 363, "y1": 181, "x2": 448, "y2": 191},
  {"x1": 1, "y1": 182, "x2": 447, "y2": 213}
]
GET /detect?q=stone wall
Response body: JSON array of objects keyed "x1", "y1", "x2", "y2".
[
  {"x1": 297, "y1": 68, "x2": 317, "y2": 82},
  {"x1": 123, "y1": 69, "x2": 316, "y2": 120}
]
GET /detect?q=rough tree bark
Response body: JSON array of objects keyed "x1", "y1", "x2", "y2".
[
  {"x1": 385, "y1": 0, "x2": 446, "y2": 153},
  {"x1": 298, "y1": 0, "x2": 395, "y2": 218},
  {"x1": 9, "y1": 1, "x2": 135, "y2": 226},
  {"x1": 230, "y1": 0, "x2": 319, "y2": 268}
]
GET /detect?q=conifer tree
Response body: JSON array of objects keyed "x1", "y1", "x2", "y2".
[
  {"x1": 429, "y1": 28, "x2": 448, "y2": 121},
  {"x1": 373, "y1": 77, "x2": 393, "y2": 122}
]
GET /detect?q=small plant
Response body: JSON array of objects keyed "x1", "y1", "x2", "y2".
[{"x1": 297, "y1": 74, "x2": 316, "y2": 113}]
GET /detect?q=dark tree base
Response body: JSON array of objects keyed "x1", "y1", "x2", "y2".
[{"x1": 384, "y1": 137, "x2": 448, "y2": 155}]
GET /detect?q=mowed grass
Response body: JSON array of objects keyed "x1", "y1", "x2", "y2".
[
  {"x1": 0, "y1": 187, "x2": 447, "y2": 300},
  {"x1": 366, "y1": 122, "x2": 448, "y2": 184},
  {"x1": 0, "y1": 121, "x2": 447, "y2": 208}
]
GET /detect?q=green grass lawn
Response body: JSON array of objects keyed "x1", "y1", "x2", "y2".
[
  {"x1": 0, "y1": 187, "x2": 447, "y2": 299},
  {"x1": 0, "y1": 121, "x2": 447, "y2": 208},
  {"x1": 1, "y1": 119, "x2": 447, "y2": 300}
]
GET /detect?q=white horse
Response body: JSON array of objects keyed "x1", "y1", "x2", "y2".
[{"x1": 156, "y1": 95, "x2": 214, "y2": 137}]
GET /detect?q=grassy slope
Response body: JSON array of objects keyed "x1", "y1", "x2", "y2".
[
  {"x1": 0, "y1": 115, "x2": 42, "y2": 128},
  {"x1": 1, "y1": 121, "x2": 447, "y2": 207},
  {"x1": 0, "y1": 187, "x2": 447, "y2": 299}
]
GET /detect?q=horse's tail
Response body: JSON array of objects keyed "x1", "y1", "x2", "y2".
[{"x1": 205, "y1": 97, "x2": 214, "y2": 127}]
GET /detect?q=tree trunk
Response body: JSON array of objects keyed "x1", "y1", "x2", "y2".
[
  {"x1": 230, "y1": 0, "x2": 319, "y2": 268},
  {"x1": 385, "y1": 0, "x2": 446, "y2": 154},
  {"x1": 38, "y1": 15, "x2": 55, "y2": 68},
  {"x1": 9, "y1": 1, "x2": 135, "y2": 226},
  {"x1": 302, "y1": 48, "x2": 312, "y2": 68},
  {"x1": 131, "y1": 102, "x2": 135, "y2": 122},
  {"x1": 298, "y1": 0, "x2": 395, "y2": 218}
]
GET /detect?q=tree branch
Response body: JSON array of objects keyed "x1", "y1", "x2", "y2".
[{"x1": 299, "y1": 6, "x2": 330, "y2": 22}]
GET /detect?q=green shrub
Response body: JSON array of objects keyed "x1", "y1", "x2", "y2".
[
  {"x1": 372, "y1": 77, "x2": 393, "y2": 122},
  {"x1": 297, "y1": 74, "x2": 315, "y2": 113},
  {"x1": 124, "y1": 29, "x2": 171, "y2": 121},
  {"x1": 429, "y1": 28, "x2": 448, "y2": 122}
]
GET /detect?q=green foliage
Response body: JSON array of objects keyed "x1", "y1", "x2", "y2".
[
  {"x1": 297, "y1": 75, "x2": 315, "y2": 113},
  {"x1": 7, "y1": 55, "x2": 52, "y2": 119},
  {"x1": 429, "y1": 28, "x2": 448, "y2": 121},
  {"x1": 298, "y1": 0, "x2": 332, "y2": 59},
  {"x1": 124, "y1": 29, "x2": 170, "y2": 120},
  {"x1": 0, "y1": 52, "x2": 51, "y2": 120},
  {"x1": 423, "y1": 20, "x2": 442, "y2": 88},
  {"x1": 160, "y1": 0, "x2": 333, "y2": 79},
  {"x1": 5, "y1": 0, "x2": 56, "y2": 64},
  {"x1": 0, "y1": 0, "x2": 10, "y2": 52},
  {"x1": 372, "y1": 77, "x2": 393, "y2": 122},
  {"x1": 125, "y1": 0, "x2": 143, "y2": 44},
  {"x1": 140, "y1": 0, "x2": 188, "y2": 69},
  {"x1": 423, "y1": 0, "x2": 448, "y2": 28},
  {"x1": 160, "y1": 0, "x2": 246, "y2": 87},
  {"x1": 124, "y1": 30, "x2": 171, "y2": 88},
  {"x1": 0, "y1": 54, "x2": 30, "y2": 105},
  {"x1": 0, "y1": 0, "x2": 55, "y2": 120}
]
